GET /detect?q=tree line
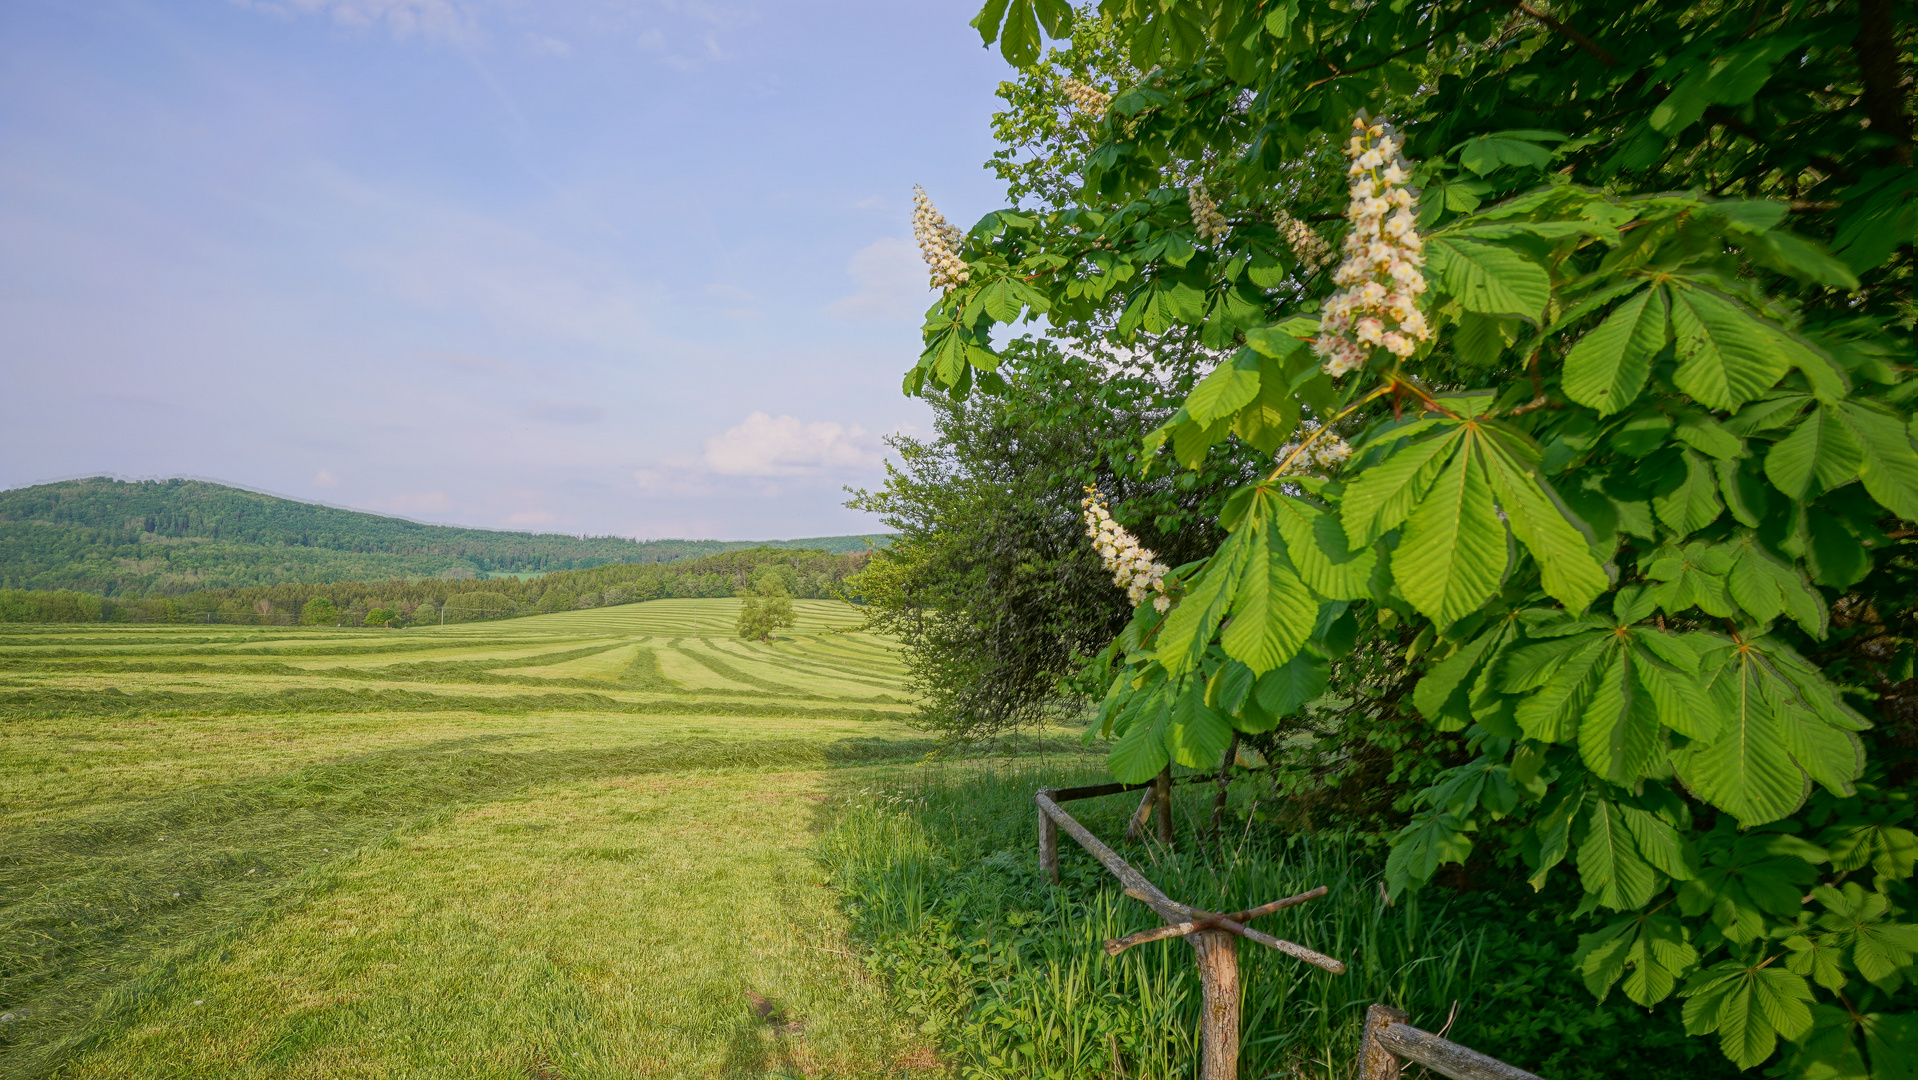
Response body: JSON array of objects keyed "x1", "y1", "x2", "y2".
[{"x1": 0, "y1": 546, "x2": 870, "y2": 625}]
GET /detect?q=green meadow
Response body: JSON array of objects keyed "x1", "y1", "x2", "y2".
[{"x1": 0, "y1": 599, "x2": 1021, "y2": 1079}]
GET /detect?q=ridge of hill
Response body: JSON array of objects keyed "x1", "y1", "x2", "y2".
[{"x1": 0, "y1": 478, "x2": 889, "y2": 596}]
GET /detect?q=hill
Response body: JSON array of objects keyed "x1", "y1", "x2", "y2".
[{"x1": 0, "y1": 478, "x2": 889, "y2": 596}]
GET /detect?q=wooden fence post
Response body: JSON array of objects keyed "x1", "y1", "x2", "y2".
[
  {"x1": 1039, "y1": 802, "x2": 1059, "y2": 883},
  {"x1": 1190, "y1": 929, "x2": 1239, "y2": 1080},
  {"x1": 1358, "y1": 1004, "x2": 1407, "y2": 1080}
]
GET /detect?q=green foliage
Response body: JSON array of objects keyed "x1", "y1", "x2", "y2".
[
  {"x1": 0, "y1": 476, "x2": 890, "y2": 595},
  {"x1": 824, "y1": 763, "x2": 1737, "y2": 1079},
  {"x1": 299, "y1": 597, "x2": 337, "y2": 626},
  {"x1": 913, "y1": 0, "x2": 1918, "y2": 1070},
  {"x1": 736, "y1": 577, "x2": 797, "y2": 642},
  {"x1": 0, "y1": 546, "x2": 870, "y2": 626},
  {"x1": 849, "y1": 336, "x2": 1267, "y2": 741}
]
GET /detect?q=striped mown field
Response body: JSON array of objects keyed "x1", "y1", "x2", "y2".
[{"x1": 0, "y1": 600, "x2": 963, "y2": 1079}]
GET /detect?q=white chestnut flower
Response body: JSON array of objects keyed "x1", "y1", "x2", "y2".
[
  {"x1": 1188, "y1": 180, "x2": 1229, "y2": 245},
  {"x1": 912, "y1": 186, "x2": 970, "y2": 293},
  {"x1": 1312, "y1": 114, "x2": 1431, "y2": 378},
  {"x1": 1082, "y1": 487, "x2": 1173, "y2": 610},
  {"x1": 1060, "y1": 76, "x2": 1111, "y2": 117}
]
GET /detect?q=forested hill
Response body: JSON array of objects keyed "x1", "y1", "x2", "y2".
[{"x1": 0, "y1": 478, "x2": 889, "y2": 595}]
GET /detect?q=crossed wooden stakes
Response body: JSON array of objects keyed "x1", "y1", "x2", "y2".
[{"x1": 1035, "y1": 783, "x2": 1346, "y2": 1080}]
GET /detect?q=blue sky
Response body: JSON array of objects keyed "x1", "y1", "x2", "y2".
[{"x1": 0, "y1": 0, "x2": 1021, "y2": 539}]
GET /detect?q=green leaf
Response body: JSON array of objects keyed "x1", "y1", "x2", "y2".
[
  {"x1": 1783, "y1": 934, "x2": 1849, "y2": 992},
  {"x1": 1455, "y1": 131, "x2": 1561, "y2": 176},
  {"x1": 1767, "y1": 404, "x2": 1867, "y2": 500},
  {"x1": 1576, "y1": 796, "x2": 1661, "y2": 910},
  {"x1": 1577, "y1": 913, "x2": 1698, "y2": 1005},
  {"x1": 969, "y1": 0, "x2": 1010, "y2": 45},
  {"x1": 1675, "y1": 644, "x2": 1815, "y2": 826},
  {"x1": 1155, "y1": 532, "x2": 1250, "y2": 677},
  {"x1": 1394, "y1": 440, "x2": 1509, "y2": 626},
  {"x1": 1647, "y1": 542, "x2": 1738, "y2": 619},
  {"x1": 1252, "y1": 651, "x2": 1328, "y2": 720},
  {"x1": 1480, "y1": 430, "x2": 1609, "y2": 613},
  {"x1": 1527, "y1": 784, "x2": 1586, "y2": 890},
  {"x1": 1843, "y1": 399, "x2": 1918, "y2": 520},
  {"x1": 1427, "y1": 237, "x2": 1552, "y2": 322},
  {"x1": 1219, "y1": 515, "x2": 1316, "y2": 674},
  {"x1": 1653, "y1": 448, "x2": 1726, "y2": 537},
  {"x1": 1185, "y1": 351, "x2": 1263, "y2": 425},
  {"x1": 1340, "y1": 426, "x2": 1465, "y2": 548},
  {"x1": 1577, "y1": 647, "x2": 1665, "y2": 784},
  {"x1": 1271, "y1": 495, "x2": 1376, "y2": 600},
  {"x1": 1826, "y1": 821, "x2": 1918, "y2": 880},
  {"x1": 1716, "y1": 458, "x2": 1769, "y2": 527},
  {"x1": 1723, "y1": 534, "x2": 1826, "y2": 636},
  {"x1": 1385, "y1": 811, "x2": 1473, "y2": 898},
  {"x1": 1168, "y1": 678, "x2": 1236, "y2": 769},
  {"x1": 1620, "y1": 796, "x2": 1701, "y2": 880},
  {"x1": 995, "y1": 0, "x2": 1042, "y2": 66},
  {"x1": 1668, "y1": 284, "x2": 1795, "y2": 410},
  {"x1": 1512, "y1": 634, "x2": 1614, "y2": 743},
  {"x1": 1413, "y1": 627, "x2": 1499, "y2": 724},
  {"x1": 1680, "y1": 959, "x2": 1815, "y2": 1069},
  {"x1": 1107, "y1": 684, "x2": 1172, "y2": 782},
  {"x1": 1674, "y1": 415, "x2": 1744, "y2": 460},
  {"x1": 1813, "y1": 882, "x2": 1918, "y2": 991},
  {"x1": 1563, "y1": 287, "x2": 1668, "y2": 416},
  {"x1": 1244, "y1": 323, "x2": 1310, "y2": 358},
  {"x1": 1863, "y1": 1010, "x2": 1918, "y2": 1077},
  {"x1": 1453, "y1": 311, "x2": 1514, "y2": 367}
]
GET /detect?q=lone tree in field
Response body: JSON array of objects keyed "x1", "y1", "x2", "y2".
[
  {"x1": 736, "y1": 569, "x2": 797, "y2": 642},
  {"x1": 299, "y1": 597, "x2": 336, "y2": 626}
]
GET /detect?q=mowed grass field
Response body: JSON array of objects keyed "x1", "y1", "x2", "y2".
[{"x1": 0, "y1": 599, "x2": 1018, "y2": 1079}]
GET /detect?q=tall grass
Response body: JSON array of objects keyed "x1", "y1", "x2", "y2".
[
  {"x1": 820, "y1": 759, "x2": 1733, "y2": 1080},
  {"x1": 820, "y1": 760, "x2": 1480, "y2": 1079}
]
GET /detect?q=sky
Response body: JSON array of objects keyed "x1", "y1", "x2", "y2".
[{"x1": 0, "y1": 0, "x2": 1024, "y2": 540}]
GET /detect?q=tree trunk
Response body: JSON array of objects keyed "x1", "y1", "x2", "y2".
[
  {"x1": 1153, "y1": 766, "x2": 1174, "y2": 845},
  {"x1": 1857, "y1": 0, "x2": 1913, "y2": 165},
  {"x1": 1191, "y1": 929, "x2": 1240, "y2": 1080},
  {"x1": 1209, "y1": 731, "x2": 1240, "y2": 851}
]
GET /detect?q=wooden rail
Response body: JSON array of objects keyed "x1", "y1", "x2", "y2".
[
  {"x1": 1358, "y1": 1004, "x2": 1543, "y2": 1080},
  {"x1": 1034, "y1": 785, "x2": 1345, "y2": 1080}
]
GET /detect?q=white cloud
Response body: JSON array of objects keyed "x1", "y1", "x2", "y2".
[
  {"x1": 312, "y1": 468, "x2": 340, "y2": 487},
  {"x1": 526, "y1": 33, "x2": 572, "y2": 56},
  {"x1": 703, "y1": 411, "x2": 880, "y2": 477},
  {"x1": 827, "y1": 237, "x2": 933, "y2": 322}
]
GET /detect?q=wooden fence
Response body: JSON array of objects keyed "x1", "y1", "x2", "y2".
[{"x1": 1033, "y1": 783, "x2": 1544, "y2": 1080}]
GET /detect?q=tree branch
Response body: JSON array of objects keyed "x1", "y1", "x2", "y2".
[{"x1": 1514, "y1": 1, "x2": 1617, "y2": 67}]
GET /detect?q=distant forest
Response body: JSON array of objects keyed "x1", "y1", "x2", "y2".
[
  {"x1": 0, "y1": 546, "x2": 871, "y2": 625},
  {"x1": 0, "y1": 478, "x2": 889, "y2": 595}
]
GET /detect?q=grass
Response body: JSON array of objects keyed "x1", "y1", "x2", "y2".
[
  {"x1": 1, "y1": 600, "x2": 1715, "y2": 1078},
  {"x1": 819, "y1": 762, "x2": 1481, "y2": 1080},
  {"x1": 818, "y1": 761, "x2": 1736, "y2": 1080},
  {"x1": 0, "y1": 600, "x2": 957, "y2": 1078}
]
